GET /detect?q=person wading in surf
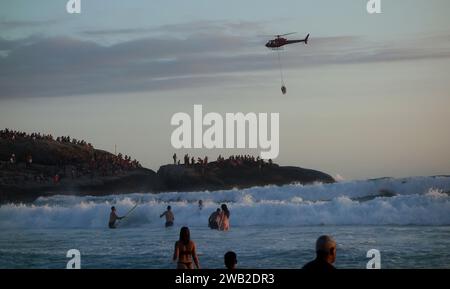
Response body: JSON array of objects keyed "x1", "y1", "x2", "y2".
[
  {"x1": 108, "y1": 206, "x2": 124, "y2": 229},
  {"x1": 160, "y1": 205, "x2": 175, "y2": 227},
  {"x1": 218, "y1": 204, "x2": 230, "y2": 231},
  {"x1": 173, "y1": 227, "x2": 200, "y2": 269},
  {"x1": 208, "y1": 208, "x2": 221, "y2": 230}
]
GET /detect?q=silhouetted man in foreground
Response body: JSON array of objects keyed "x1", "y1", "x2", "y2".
[
  {"x1": 224, "y1": 251, "x2": 237, "y2": 269},
  {"x1": 302, "y1": 235, "x2": 337, "y2": 271}
]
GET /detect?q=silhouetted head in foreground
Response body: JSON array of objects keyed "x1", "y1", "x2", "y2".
[
  {"x1": 224, "y1": 251, "x2": 237, "y2": 269},
  {"x1": 316, "y1": 235, "x2": 336, "y2": 264},
  {"x1": 179, "y1": 226, "x2": 190, "y2": 245},
  {"x1": 111, "y1": 206, "x2": 116, "y2": 212},
  {"x1": 302, "y1": 235, "x2": 337, "y2": 271},
  {"x1": 167, "y1": 205, "x2": 171, "y2": 211}
]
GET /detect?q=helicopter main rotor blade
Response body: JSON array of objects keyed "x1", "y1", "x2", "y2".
[
  {"x1": 278, "y1": 32, "x2": 297, "y2": 37},
  {"x1": 257, "y1": 32, "x2": 298, "y2": 38}
]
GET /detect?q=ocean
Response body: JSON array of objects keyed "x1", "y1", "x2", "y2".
[{"x1": 1, "y1": 176, "x2": 450, "y2": 269}]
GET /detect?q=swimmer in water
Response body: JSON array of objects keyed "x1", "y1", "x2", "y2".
[{"x1": 160, "y1": 205, "x2": 175, "y2": 227}]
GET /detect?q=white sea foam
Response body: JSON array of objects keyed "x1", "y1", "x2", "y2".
[{"x1": 1, "y1": 176, "x2": 449, "y2": 228}]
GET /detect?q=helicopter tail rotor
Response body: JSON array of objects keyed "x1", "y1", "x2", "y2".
[{"x1": 304, "y1": 33, "x2": 310, "y2": 44}]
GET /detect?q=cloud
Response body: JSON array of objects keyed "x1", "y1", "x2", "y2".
[
  {"x1": 82, "y1": 27, "x2": 151, "y2": 36},
  {"x1": 0, "y1": 19, "x2": 62, "y2": 30},
  {"x1": 81, "y1": 20, "x2": 266, "y2": 37},
  {"x1": 1, "y1": 31, "x2": 450, "y2": 99}
]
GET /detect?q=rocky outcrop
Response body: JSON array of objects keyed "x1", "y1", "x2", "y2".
[
  {"x1": 157, "y1": 163, "x2": 334, "y2": 192},
  {"x1": 0, "y1": 168, "x2": 161, "y2": 203},
  {"x1": 0, "y1": 136, "x2": 161, "y2": 203},
  {"x1": 0, "y1": 134, "x2": 335, "y2": 203}
]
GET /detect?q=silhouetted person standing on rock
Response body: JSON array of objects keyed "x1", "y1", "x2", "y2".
[
  {"x1": 173, "y1": 153, "x2": 177, "y2": 165},
  {"x1": 26, "y1": 154, "x2": 32, "y2": 169},
  {"x1": 10, "y1": 153, "x2": 16, "y2": 165}
]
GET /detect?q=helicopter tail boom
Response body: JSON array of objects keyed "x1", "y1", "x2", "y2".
[{"x1": 285, "y1": 34, "x2": 310, "y2": 46}]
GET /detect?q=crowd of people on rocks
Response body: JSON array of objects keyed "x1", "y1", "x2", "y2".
[
  {"x1": 1, "y1": 128, "x2": 142, "y2": 185},
  {"x1": 88, "y1": 152, "x2": 142, "y2": 178},
  {"x1": 1, "y1": 128, "x2": 94, "y2": 149},
  {"x1": 56, "y1": 136, "x2": 93, "y2": 148},
  {"x1": 1, "y1": 128, "x2": 54, "y2": 142},
  {"x1": 172, "y1": 153, "x2": 274, "y2": 168}
]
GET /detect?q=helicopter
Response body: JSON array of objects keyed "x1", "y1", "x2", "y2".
[
  {"x1": 265, "y1": 32, "x2": 310, "y2": 49},
  {"x1": 264, "y1": 32, "x2": 310, "y2": 95}
]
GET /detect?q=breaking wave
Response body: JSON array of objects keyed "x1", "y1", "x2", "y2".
[{"x1": 1, "y1": 176, "x2": 450, "y2": 228}]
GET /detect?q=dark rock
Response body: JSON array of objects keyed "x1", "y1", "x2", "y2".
[
  {"x1": 157, "y1": 163, "x2": 334, "y2": 192},
  {"x1": 1, "y1": 133, "x2": 335, "y2": 204}
]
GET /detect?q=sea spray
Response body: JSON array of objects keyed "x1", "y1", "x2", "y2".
[{"x1": 1, "y1": 176, "x2": 450, "y2": 229}]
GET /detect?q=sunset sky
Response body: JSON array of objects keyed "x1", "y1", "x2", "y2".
[{"x1": 1, "y1": 0, "x2": 449, "y2": 179}]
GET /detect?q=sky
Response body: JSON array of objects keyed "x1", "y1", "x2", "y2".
[{"x1": 0, "y1": 0, "x2": 450, "y2": 179}]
